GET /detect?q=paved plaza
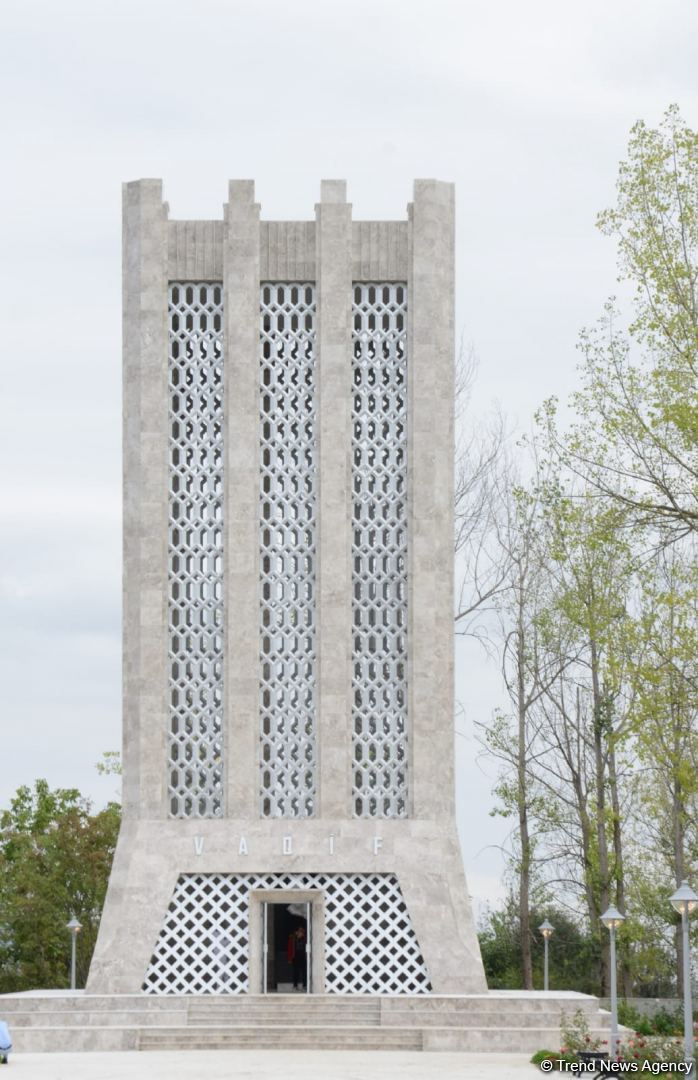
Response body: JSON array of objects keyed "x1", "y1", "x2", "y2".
[{"x1": 8, "y1": 1050, "x2": 534, "y2": 1079}]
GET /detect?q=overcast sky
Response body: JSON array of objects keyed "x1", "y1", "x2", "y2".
[{"x1": 1, "y1": 0, "x2": 696, "y2": 916}]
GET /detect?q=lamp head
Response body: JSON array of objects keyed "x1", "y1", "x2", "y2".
[
  {"x1": 670, "y1": 880, "x2": 698, "y2": 915},
  {"x1": 66, "y1": 916, "x2": 82, "y2": 934},
  {"x1": 600, "y1": 905, "x2": 625, "y2": 930},
  {"x1": 538, "y1": 919, "x2": 554, "y2": 939}
]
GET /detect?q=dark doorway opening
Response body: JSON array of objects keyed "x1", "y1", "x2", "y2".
[{"x1": 264, "y1": 902, "x2": 310, "y2": 993}]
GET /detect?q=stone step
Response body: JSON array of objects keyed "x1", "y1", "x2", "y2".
[
  {"x1": 0, "y1": 1007, "x2": 599, "y2": 1024},
  {"x1": 2, "y1": 1009, "x2": 609, "y2": 1034},
  {"x1": 138, "y1": 1026, "x2": 424, "y2": 1051},
  {"x1": 10, "y1": 1027, "x2": 139, "y2": 1053},
  {"x1": 189, "y1": 1013, "x2": 380, "y2": 1025},
  {"x1": 196, "y1": 1001, "x2": 600, "y2": 1015},
  {"x1": 187, "y1": 1001, "x2": 380, "y2": 1006},
  {"x1": 0, "y1": 991, "x2": 612, "y2": 1054},
  {"x1": 3, "y1": 1012, "x2": 609, "y2": 1030},
  {"x1": 189, "y1": 997, "x2": 380, "y2": 1006},
  {"x1": 0, "y1": 996, "x2": 179, "y2": 1013},
  {"x1": 8, "y1": 1018, "x2": 613, "y2": 1055},
  {"x1": 385, "y1": 1013, "x2": 605, "y2": 1030},
  {"x1": 187, "y1": 1005, "x2": 381, "y2": 1016},
  {"x1": 137, "y1": 1024, "x2": 610, "y2": 1054},
  {"x1": 189, "y1": 1005, "x2": 599, "y2": 1019},
  {"x1": 1, "y1": 1013, "x2": 609, "y2": 1033},
  {"x1": 2, "y1": 1010, "x2": 187, "y2": 1028},
  {"x1": 420, "y1": 1027, "x2": 610, "y2": 1054},
  {"x1": 0, "y1": 1000, "x2": 606, "y2": 1017},
  {"x1": 0, "y1": 992, "x2": 602, "y2": 1012},
  {"x1": 6, "y1": 1025, "x2": 419, "y2": 1053}
]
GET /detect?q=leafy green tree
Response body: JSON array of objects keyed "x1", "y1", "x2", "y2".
[
  {"x1": 481, "y1": 477, "x2": 573, "y2": 990},
  {"x1": 550, "y1": 106, "x2": 698, "y2": 540},
  {"x1": 487, "y1": 487, "x2": 545, "y2": 991},
  {"x1": 513, "y1": 482, "x2": 637, "y2": 996},
  {"x1": 0, "y1": 780, "x2": 120, "y2": 992},
  {"x1": 624, "y1": 546, "x2": 698, "y2": 993},
  {"x1": 478, "y1": 107, "x2": 698, "y2": 1002},
  {"x1": 95, "y1": 751, "x2": 122, "y2": 777},
  {"x1": 478, "y1": 896, "x2": 602, "y2": 995}
]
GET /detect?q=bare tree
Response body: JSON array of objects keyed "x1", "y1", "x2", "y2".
[{"x1": 453, "y1": 345, "x2": 512, "y2": 639}]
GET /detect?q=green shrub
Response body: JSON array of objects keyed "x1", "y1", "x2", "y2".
[
  {"x1": 652, "y1": 1007, "x2": 682, "y2": 1036},
  {"x1": 618, "y1": 1002, "x2": 652, "y2": 1035},
  {"x1": 531, "y1": 1050, "x2": 560, "y2": 1065},
  {"x1": 617, "y1": 1002, "x2": 683, "y2": 1038}
]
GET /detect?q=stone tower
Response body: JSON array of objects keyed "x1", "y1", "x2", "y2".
[{"x1": 87, "y1": 178, "x2": 486, "y2": 996}]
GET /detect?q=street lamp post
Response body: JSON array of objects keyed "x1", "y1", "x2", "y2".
[
  {"x1": 601, "y1": 905, "x2": 625, "y2": 1060},
  {"x1": 670, "y1": 880, "x2": 697, "y2": 1080},
  {"x1": 539, "y1": 919, "x2": 555, "y2": 991},
  {"x1": 66, "y1": 916, "x2": 82, "y2": 991}
]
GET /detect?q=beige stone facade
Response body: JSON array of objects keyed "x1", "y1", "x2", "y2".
[{"x1": 86, "y1": 178, "x2": 487, "y2": 996}]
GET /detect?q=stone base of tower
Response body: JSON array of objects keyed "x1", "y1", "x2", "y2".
[
  {"x1": 0, "y1": 991, "x2": 615, "y2": 1053},
  {"x1": 87, "y1": 818, "x2": 486, "y2": 996}
]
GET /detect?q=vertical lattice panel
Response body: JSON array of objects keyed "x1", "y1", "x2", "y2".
[
  {"x1": 352, "y1": 283, "x2": 408, "y2": 818},
  {"x1": 143, "y1": 872, "x2": 430, "y2": 995},
  {"x1": 259, "y1": 283, "x2": 317, "y2": 818},
  {"x1": 168, "y1": 282, "x2": 224, "y2": 819}
]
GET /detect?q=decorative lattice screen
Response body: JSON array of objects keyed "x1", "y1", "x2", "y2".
[
  {"x1": 351, "y1": 284, "x2": 408, "y2": 819},
  {"x1": 259, "y1": 284, "x2": 317, "y2": 818},
  {"x1": 168, "y1": 283, "x2": 224, "y2": 819},
  {"x1": 143, "y1": 872, "x2": 430, "y2": 995}
]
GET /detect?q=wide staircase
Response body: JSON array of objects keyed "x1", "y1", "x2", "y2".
[{"x1": 0, "y1": 991, "x2": 613, "y2": 1053}]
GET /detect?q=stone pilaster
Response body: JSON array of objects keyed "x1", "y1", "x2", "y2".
[
  {"x1": 121, "y1": 179, "x2": 169, "y2": 821},
  {"x1": 407, "y1": 179, "x2": 456, "y2": 820},
  {"x1": 224, "y1": 181, "x2": 261, "y2": 818},
  {"x1": 315, "y1": 180, "x2": 353, "y2": 818}
]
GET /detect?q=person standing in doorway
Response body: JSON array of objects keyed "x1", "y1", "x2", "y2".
[{"x1": 288, "y1": 925, "x2": 307, "y2": 990}]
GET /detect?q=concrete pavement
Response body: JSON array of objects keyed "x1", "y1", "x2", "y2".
[{"x1": 8, "y1": 1050, "x2": 535, "y2": 1079}]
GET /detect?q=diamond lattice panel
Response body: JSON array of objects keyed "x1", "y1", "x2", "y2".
[
  {"x1": 168, "y1": 282, "x2": 224, "y2": 819},
  {"x1": 352, "y1": 284, "x2": 408, "y2": 819},
  {"x1": 143, "y1": 872, "x2": 431, "y2": 994},
  {"x1": 259, "y1": 284, "x2": 317, "y2": 818}
]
